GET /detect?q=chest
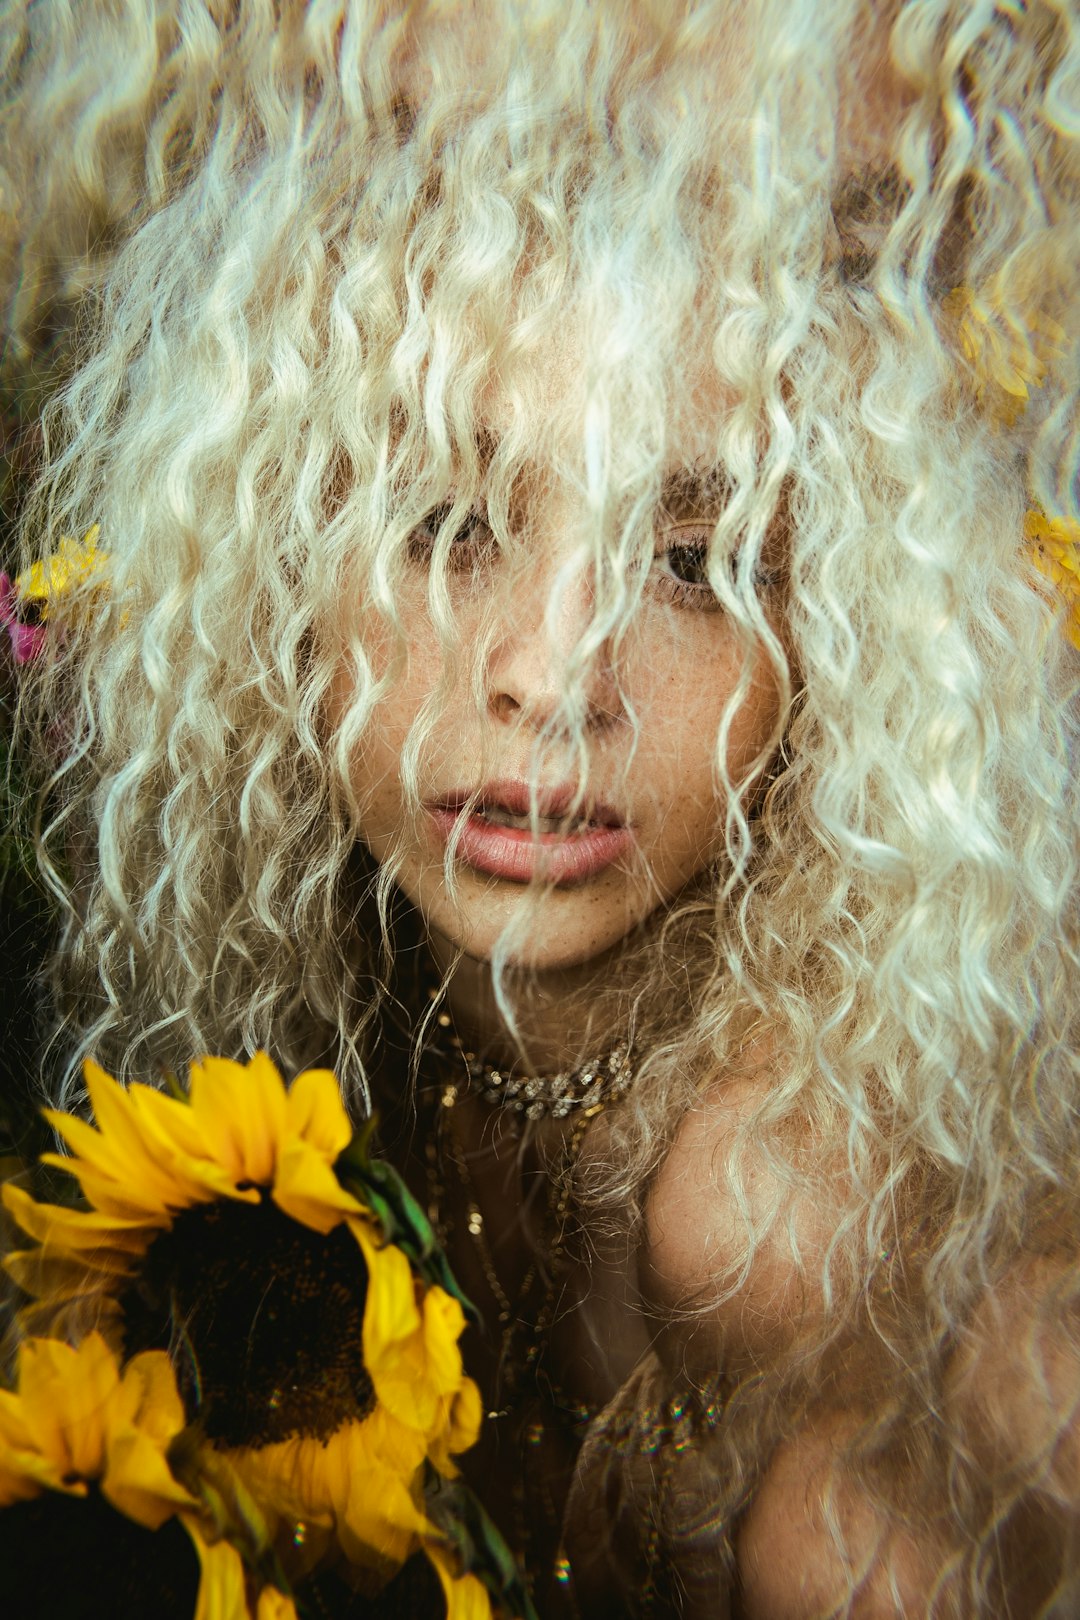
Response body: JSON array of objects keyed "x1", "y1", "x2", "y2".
[{"x1": 418, "y1": 1081, "x2": 823, "y2": 1417}]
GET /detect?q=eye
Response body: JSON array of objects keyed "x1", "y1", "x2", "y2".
[
  {"x1": 650, "y1": 523, "x2": 723, "y2": 611},
  {"x1": 650, "y1": 519, "x2": 781, "y2": 611},
  {"x1": 407, "y1": 502, "x2": 496, "y2": 570}
]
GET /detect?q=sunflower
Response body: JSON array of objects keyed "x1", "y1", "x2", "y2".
[
  {"x1": 14, "y1": 523, "x2": 108, "y2": 620},
  {"x1": 0, "y1": 1331, "x2": 295, "y2": 1619},
  {"x1": 3, "y1": 1052, "x2": 483, "y2": 1587},
  {"x1": 1025, "y1": 509, "x2": 1080, "y2": 651}
]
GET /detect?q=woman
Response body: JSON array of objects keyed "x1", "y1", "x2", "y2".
[{"x1": 3, "y1": 1, "x2": 1079, "y2": 1613}]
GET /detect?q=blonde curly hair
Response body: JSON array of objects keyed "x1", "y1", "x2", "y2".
[{"x1": 4, "y1": 1, "x2": 1080, "y2": 1607}]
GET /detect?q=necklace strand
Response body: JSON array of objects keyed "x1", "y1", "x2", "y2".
[
  {"x1": 421, "y1": 1038, "x2": 605, "y2": 1614},
  {"x1": 424, "y1": 986, "x2": 635, "y2": 1119}
]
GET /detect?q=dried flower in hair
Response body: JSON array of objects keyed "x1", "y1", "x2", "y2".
[
  {"x1": 1025, "y1": 509, "x2": 1080, "y2": 651},
  {"x1": 945, "y1": 284, "x2": 1067, "y2": 428}
]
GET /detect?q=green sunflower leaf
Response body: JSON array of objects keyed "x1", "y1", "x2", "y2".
[
  {"x1": 167, "y1": 1424, "x2": 293, "y2": 1598},
  {"x1": 424, "y1": 1469, "x2": 540, "y2": 1620},
  {"x1": 336, "y1": 1123, "x2": 478, "y2": 1324}
]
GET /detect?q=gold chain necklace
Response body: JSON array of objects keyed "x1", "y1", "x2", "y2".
[{"x1": 423, "y1": 985, "x2": 635, "y2": 1120}]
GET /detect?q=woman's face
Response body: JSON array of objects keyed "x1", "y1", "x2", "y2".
[{"x1": 331, "y1": 369, "x2": 785, "y2": 974}]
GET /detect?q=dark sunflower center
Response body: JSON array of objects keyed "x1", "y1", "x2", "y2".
[{"x1": 119, "y1": 1195, "x2": 375, "y2": 1447}]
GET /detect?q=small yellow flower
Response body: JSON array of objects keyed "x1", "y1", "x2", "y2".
[
  {"x1": 14, "y1": 525, "x2": 108, "y2": 620},
  {"x1": 0, "y1": 1333, "x2": 295, "y2": 1619},
  {"x1": 1025, "y1": 509, "x2": 1080, "y2": 650},
  {"x1": 3, "y1": 1053, "x2": 482, "y2": 1583},
  {"x1": 945, "y1": 284, "x2": 1067, "y2": 427}
]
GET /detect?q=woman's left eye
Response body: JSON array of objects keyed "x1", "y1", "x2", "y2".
[
  {"x1": 650, "y1": 522, "x2": 779, "y2": 610},
  {"x1": 650, "y1": 525, "x2": 722, "y2": 610}
]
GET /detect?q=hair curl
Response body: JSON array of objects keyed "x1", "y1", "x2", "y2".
[{"x1": 4, "y1": 1, "x2": 1080, "y2": 1607}]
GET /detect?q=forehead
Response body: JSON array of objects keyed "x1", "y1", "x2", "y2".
[
  {"x1": 380, "y1": 2, "x2": 914, "y2": 494},
  {"x1": 401, "y1": 1, "x2": 907, "y2": 171},
  {"x1": 477, "y1": 324, "x2": 733, "y2": 481}
]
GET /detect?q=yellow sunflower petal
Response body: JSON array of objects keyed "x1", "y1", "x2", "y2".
[
  {"x1": 80, "y1": 1059, "x2": 192, "y2": 1205},
  {"x1": 2, "y1": 1183, "x2": 154, "y2": 1255},
  {"x1": 396, "y1": 1287, "x2": 472, "y2": 1447},
  {"x1": 351, "y1": 1223, "x2": 476, "y2": 1439},
  {"x1": 127, "y1": 1081, "x2": 211, "y2": 1159},
  {"x1": 424, "y1": 1538, "x2": 495, "y2": 1620},
  {"x1": 185, "y1": 1518, "x2": 251, "y2": 1620},
  {"x1": 189, "y1": 1053, "x2": 288, "y2": 1187},
  {"x1": 102, "y1": 1351, "x2": 194, "y2": 1529},
  {"x1": 420, "y1": 1287, "x2": 469, "y2": 1398},
  {"x1": 59, "y1": 1061, "x2": 257, "y2": 1218},
  {"x1": 284, "y1": 1067, "x2": 354, "y2": 1160},
  {"x1": 0, "y1": 1387, "x2": 37, "y2": 1450},
  {"x1": 427, "y1": 1377, "x2": 484, "y2": 1478},
  {"x1": 363, "y1": 1272, "x2": 472, "y2": 1441},
  {"x1": 17, "y1": 1334, "x2": 118, "y2": 1480},
  {"x1": 127, "y1": 1084, "x2": 254, "y2": 1204},
  {"x1": 350, "y1": 1219, "x2": 423, "y2": 1362},
  {"x1": 43, "y1": 1095, "x2": 148, "y2": 1186},
  {"x1": 36, "y1": 1150, "x2": 179, "y2": 1223},
  {"x1": 257, "y1": 1586, "x2": 300, "y2": 1620},
  {"x1": 10, "y1": 1296, "x2": 122, "y2": 1354},
  {"x1": 359, "y1": 1404, "x2": 430, "y2": 1476},
  {"x1": 222, "y1": 1433, "x2": 340, "y2": 1534},
  {"x1": 224, "y1": 1417, "x2": 429, "y2": 1576},
  {"x1": 272, "y1": 1140, "x2": 366, "y2": 1234},
  {"x1": 339, "y1": 1443, "x2": 430, "y2": 1570},
  {"x1": 4, "y1": 1244, "x2": 133, "y2": 1300},
  {"x1": 127, "y1": 1350, "x2": 188, "y2": 1441},
  {"x1": 0, "y1": 1446, "x2": 58, "y2": 1503},
  {"x1": 0, "y1": 1441, "x2": 72, "y2": 1501},
  {"x1": 103, "y1": 1424, "x2": 195, "y2": 1528}
]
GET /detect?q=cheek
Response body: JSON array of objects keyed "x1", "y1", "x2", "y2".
[
  {"x1": 330, "y1": 596, "x2": 450, "y2": 750},
  {"x1": 636, "y1": 633, "x2": 779, "y2": 781},
  {"x1": 627, "y1": 637, "x2": 781, "y2": 885}
]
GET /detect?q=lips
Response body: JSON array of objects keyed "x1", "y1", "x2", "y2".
[{"x1": 428, "y1": 780, "x2": 633, "y2": 886}]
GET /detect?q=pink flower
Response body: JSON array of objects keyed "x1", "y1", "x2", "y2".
[{"x1": 0, "y1": 573, "x2": 46, "y2": 664}]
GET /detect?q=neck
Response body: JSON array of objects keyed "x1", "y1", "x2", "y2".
[{"x1": 424, "y1": 929, "x2": 637, "y2": 1074}]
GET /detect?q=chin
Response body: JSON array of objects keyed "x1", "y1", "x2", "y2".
[{"x1": 424, "y1": 890, "x2": 645, "y2": 975}]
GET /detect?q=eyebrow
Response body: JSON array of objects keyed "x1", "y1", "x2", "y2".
[
  {"x1": 658, "y1": 466, "x2": 732, "y2": 514},
  {"x1": 830, "y1": 163, "x2": 908, "y2": 284},
  {"x1": 464, "y1": 436, "x2": 730, "y2": 510}
]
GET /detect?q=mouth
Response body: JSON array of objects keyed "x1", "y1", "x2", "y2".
[
  {"x1": 428, "y1": 781, "x2": 632, "y2": 886},
  {"x1": 468, "y1": 803, "x2": 619, "y2": 836}
]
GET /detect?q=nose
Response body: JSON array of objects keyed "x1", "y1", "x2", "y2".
[{"x1": 485, "y1": 549, "x2": 623, "y2": 732}]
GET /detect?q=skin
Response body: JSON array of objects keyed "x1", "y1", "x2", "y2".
[{"x1": 329, "y1": 348, "x2": 785, "y2": 1062}]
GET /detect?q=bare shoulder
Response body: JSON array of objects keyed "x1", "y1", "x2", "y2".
[
  {"x1": 948, "y1": 1246, "x2": 1080, "y2": 1503},
  {"x1": 641, "y1": 1040, "x2": 846, "y2": 1372}
]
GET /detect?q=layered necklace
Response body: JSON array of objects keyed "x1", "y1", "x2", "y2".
[
  {"x1": 418, "y1": 979, "x2": 637, "y2": 1613},
  {"x1": 416, "y1": 978, "x2": 729, "y2": 1617},
  {"x1": 422, "y1": 987, "x2": 635, "y2": 1121}
]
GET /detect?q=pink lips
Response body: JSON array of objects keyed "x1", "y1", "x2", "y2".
[{"x1": 428, "y1": 780, "x2": 633, "y2": 886}]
